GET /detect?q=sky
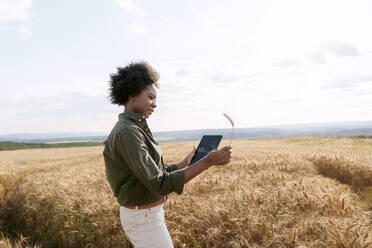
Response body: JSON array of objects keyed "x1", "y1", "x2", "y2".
[{"x1": 1, "y1": 0, "x2": 372, "y2": 134}]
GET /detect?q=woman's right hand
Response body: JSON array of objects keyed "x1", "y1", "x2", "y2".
[
  {"x1": 203, "y1": 145, "x2": 232, "y2": 167},
  {"x1": 183, "y1": 145, "x2": 233, "y2": 184}
]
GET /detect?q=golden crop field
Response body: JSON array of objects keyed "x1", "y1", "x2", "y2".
[{"x1": 0, "y1": 137, "x2": 371, "y2": 248}]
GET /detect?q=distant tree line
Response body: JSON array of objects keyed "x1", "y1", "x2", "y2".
[{"x1": 0, "y1": 141, "x2": 104, "y2": 151}]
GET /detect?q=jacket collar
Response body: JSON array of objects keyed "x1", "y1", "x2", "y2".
[{"x1": 119, "y1": 112, "x2": 148, "y2": 127}]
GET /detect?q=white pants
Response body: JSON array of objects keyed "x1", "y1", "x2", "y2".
[{"x1": 119, "y1": 203, "x2": 174, "y2": 248}]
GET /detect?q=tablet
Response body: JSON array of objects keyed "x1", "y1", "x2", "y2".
[{"x1": 189, "y1": 135, "x2": 223, "y2": 166}]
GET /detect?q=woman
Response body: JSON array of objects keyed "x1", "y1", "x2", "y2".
[{"x1": 103, "y1": 61, "x2": 232, "y2": 248}]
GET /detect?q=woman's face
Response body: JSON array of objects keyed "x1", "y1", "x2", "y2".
[{"x1": 130, "y1": 84, "x2": 157, "y2": 118}]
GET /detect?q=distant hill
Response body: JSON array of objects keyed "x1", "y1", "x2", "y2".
[
  {"x1": 0, "y1": 141, "x2": 103, "y2": 151},
  {"x1": 0, "y1": 132, "x2": 107, "y2": 142},
  {"x1": 152, "y1": 121, "x2": 372, "y2": 143},
  {"x1": 0, "y1": 121, "x2": 371, "y2": 144}
]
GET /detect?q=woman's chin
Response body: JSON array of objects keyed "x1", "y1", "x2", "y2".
[{"x1": 146, "y1": 110, "x2": 153, "y2": 118}]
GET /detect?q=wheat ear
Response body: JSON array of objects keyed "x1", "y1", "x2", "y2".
[{"x1": 223, "y1": 113, "x2": 234, "y2": 145}]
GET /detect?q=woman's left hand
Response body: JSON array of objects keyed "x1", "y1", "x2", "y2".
[{"x1": 181, "y1": 146, "x2": 197, "y2": 168}]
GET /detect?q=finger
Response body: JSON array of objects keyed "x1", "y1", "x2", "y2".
[
  {"x1": 224, "y1": 147, "x2": 232, "y2": 153},
  {"x1": 220, "y1": 147, "x2": 232, "y2": 154},
  {"x1": 218, "y1": 148, "x2": 231, "y2": 155},
  {"x1": 219, "y1": 158, "x2": 230, "y2": 165},
  {"x1": 221, "y1": 149, "x2": 232, "y2": 156},
  {"x1": 221, "y1": 146, "x2": 232, "y2": 151},
  {"x1": 224, "y1": 152, "x2": 232, "y2": 159}
]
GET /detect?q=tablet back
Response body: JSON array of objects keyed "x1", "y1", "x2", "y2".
[{"x1": 190, "y1": 135, "x2": 223, "y2": 165}]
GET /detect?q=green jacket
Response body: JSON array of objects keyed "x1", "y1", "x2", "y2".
[{"x1": 103, "y1": 112, "x2": 185, "y2": 206}]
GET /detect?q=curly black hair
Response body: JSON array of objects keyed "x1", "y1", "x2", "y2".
[{"x1": 108, "y1": 61, "x2": 159, "y2": 106}]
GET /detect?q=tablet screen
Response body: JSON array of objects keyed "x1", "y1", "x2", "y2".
[{"x1": 190, "y1": 135, "x2": 223, "y2": 166}]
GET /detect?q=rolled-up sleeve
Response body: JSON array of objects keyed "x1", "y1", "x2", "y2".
[
  {"x1": 164, "y1": 161, "x2": 179, "y2": 172},
  {"x1": 117, "y1": 129, "x2": 185, "y2": 195}
]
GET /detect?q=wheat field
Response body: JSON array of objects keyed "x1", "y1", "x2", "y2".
[{"x1": 0, "y1": 137, "x2": 371, "y2": 248}]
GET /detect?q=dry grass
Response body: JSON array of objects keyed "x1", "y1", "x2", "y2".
[
  {"x1": 0, "y1": 234, "x2": 40, "y2": 248},
  {"x1": 0, "y1": 137, "x2": 371, "y2": 247}
]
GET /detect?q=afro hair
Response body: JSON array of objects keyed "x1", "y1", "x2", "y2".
[{"x1": 108, "y1": 61, "x2": 159, "y2": 106}]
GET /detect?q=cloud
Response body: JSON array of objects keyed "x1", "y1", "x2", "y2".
[
  {"x1": 204, "y1": 69, "x2": 266, "y2": 85},
  {"x1": 0, "y1": 91, "x2": 122, "y2": 133},
  {"x1": 321, "y1": 41, "x2": 359, "y2": 57},
  {"x1": 129, "y1": 23, "x2": 148, "y2": 34},
  {"x1": 0, "y1": 91, "x2": 117, "y2": 118},
  {"x1": 158, "y1": 62, "x2": 266, "y2": 98},
  {"x1": 325, "y1": 73, "x2": 372, "y2": 89},
  {"x1": 152, "y1": 62, "x2": 269, "y2": 120},
  {"x1": 0, "y1": 0, "x2": 32, "y2": 22},
  {"x1": 20, "y1": 24, "x2": 31, "y2": 38},
  {"x1": 0, "y1": 0, "x2": 33, "y2": 38},
  {"x1": 272, "y1": 58, "x2": 301, "y2": 67},
  {"x1": 285, "y1": 97, "x2": 306, "y2": 104},
  {"x1": 206, "y1": 71, "x2": 249, "y2": 84},
  {"x1": 0, "y1": 25, "x2": 12, "y2": 32},
  {"x1": 112, "y1": 0, "x2": 145, "y2": 16},
  {"x1": 308, "y1": 41, "x2": 360, "y2": 64},
  {"x1": 175, "y1": 69, "x2": 193, "y2": 77},
  {"x1": 308, "y1": 51, "x2": 327, "y2": 64}
]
